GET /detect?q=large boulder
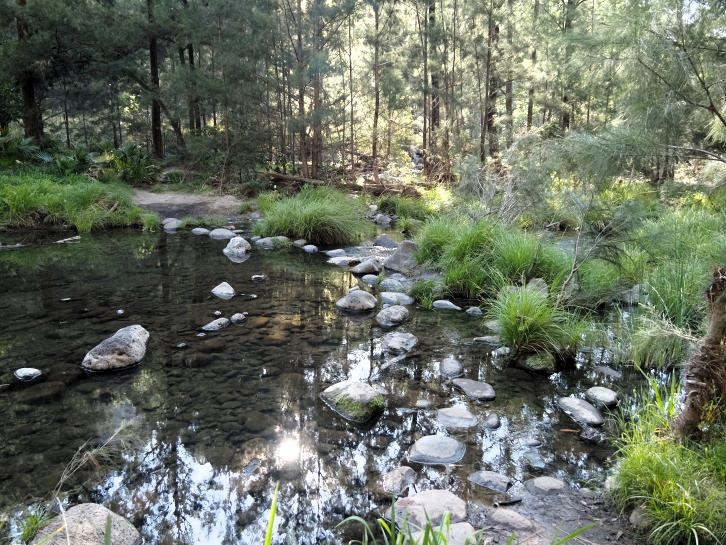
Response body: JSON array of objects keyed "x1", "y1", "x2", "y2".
[
  {"x1": 558, "y1": 397, "x2": 604, "y2": 426},
  {"x1": 351, "y1": 258, "x2": 382, "y2": 275},
  {"x1": 408, "y1": 435, "x2": 466, "y2": 465},
  {"x1": 375, "y1": 305, "x2": 409, "y2": 328},
  {"x1": 320, "y1": 379, "x2": 385, "y2": 423},
  {"x1": 394, "y1": 490, "x2": 466, "y2": 528},
  {"x1": 384, "y1": 240, "x2": 418, "y2": 273},
  {"x1": 336, "y1": 290, "x2": 377, "y2": 312},
  {"x1": 34, "y1": 503, "x2": 141, "y2": 545},
  {"x1": 81, "y1": 325, "x2": 149, "y2": 372}
]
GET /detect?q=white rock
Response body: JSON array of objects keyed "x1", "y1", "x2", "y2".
[
  {"x1": 209, "y1": 228, "x2": 237, "y2": 240},
  {"x1": 211, "y1": 282, "x2": 235, "y2": 300},
  {"x1": 81, "y1": 325, "x2": 149, "y2": 372},
  {"x1": 433, "y1": 300, "x2": 462, "y2": 310}
]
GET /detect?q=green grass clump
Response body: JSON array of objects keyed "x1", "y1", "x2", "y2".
[
  {"x1": 486, "y1": 285, "x2": 573, "y2": 355},
  {"x1": 179, "y1": 215, "x2": 227, "y2": 228},
  {"x1": 409, "y1": 280, "x2": 444, "y2": 309},
  {"x1": 378, "y1": 195, "x2": 432, "y2": 220},
  {"x1": 610, "y1": 383, "x2": 726, "y2": 545},
  {"x1": 414, "y1": 216, "x2": 466, "y2": 266},
  {"x1": 19, "y1": 507, "x2": 50, "y2": 543},
  {"x1": 645, "y1": 261, "x2": 710, "y2": 330},
  {"x1": 492, "y1": 230, "x2": 542, "y2": 283},
  {"x1": 0, "y1": 169, "x2": 145, "y2": 232},
  {"x1": 575, "y1": 258, "x2": 625, "y2": 308},
  {"x1": 254, "y1": 185, "x2": 371, "y2": 246}
]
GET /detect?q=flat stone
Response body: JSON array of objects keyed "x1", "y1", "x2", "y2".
[
  {"x1": 380, "y1": 292, "x2": 415, "y2": 305},
  {"x1": 437, "y1": 405, "x2": 478, "y2": 429},
  {"x1": 328, "y1": 256, "x2": 361, "y2": 267},
  {"x1": 394, "y1": 490, "x2": 466, "y2": 528},
  {"x1": 202, "y1": 318, "x2": 230, "y2": 331},
  {"x1": 489, "y1": 508, "x2": 535, "y2": 531},
  {"x1": 374, "y1": 234, "x2": 399, "y2": 248},
  {"x1": 379, "y1": 466, "x2": 416, "y2": 496},
  {"x1": 408, "y1": 435, "x2": 466, "y2": 465},
  {"x1": 320, "y1": 379, "x2": 385, "y2": 423},
  {"x1": 14, "y1": 367, "x2": 42, "y2": 382},
  {"x1": 351, "y1": 258, "x2": 382, "y2": 275},
  {"x1": 162, "y1": 217, "x2": 182, "y2": 230},
  {"x1": 586, "y1": 386, "x2": 618, "y2": 408},
  {"x1": 379, "y1": 274, "x2": 412, "y2": 293},
  {"x1": 293, "y1": 239, "x2": 307, "y2": 248},
  {"x1": 411, "y1": 523, "x2": 476, "y2": 545},
  {"x1": 433, "y1": 299, "x2": 461, "y2": 310},
  {"x1": 211, "y1": 281, "x2": 235, "y2": 300},
  {"x1": 384, "y1": 240, "x2": 418, "y2": 273},
  {"x1": 251, "y1": 274, "x2": 267, "y2": 282},
  {"x1": 468, "y1": 470, "x2": 512, "y2": 493},
  {"x1": 230, "y1": 312, "x2": 247, "y2": 324},
  {"x1": 522, "y1": 449, "x2": 547, "y2": 471},
  {"x1": 303, "y1": 244, "x2": 318, "y2": 253},
  {"x1": 472, "y1": 336, "x2": 501, "y2": 347},
  {"x1": 360, "y1": 274, "x2": 379, "y2": 285},
  {"x1": 593, "y1": 365, "x2": 623, "y2": 380},
  {"x1": 558, "y1": 397, "x2": 604, "y2": 426},
  {"x1": 255, "y1": 236, "x2": 290, "y2": 249},
  {"x1": 381, "y1": 332, "x2": 418, "y2": 354},
  {"x1": 525, "y1": 476, "x2": 567, "y2": 495},
  {"x1": 452, "y1": 378, "x2": 495, "y2": 400},
  {"x1": 81, "y1": 325, "x2": 149, "y2": 372},
  {"x1": 375, "y1": 305, "x2": 409, "y2": 327},
  {"x1": 465, "y1": 306, "x2": 483, "y2": 316},
  {"x1": 325, "y1": 248, "x2": 346, "y2": 257},
  {"x1": 34, "y1": 503, "x2": 141, "y2": 545},
  {"x1": 209, "y1": 228, "x2": 237, "y2": 240},
  {"x1": 336, "y1": 290, "x2": 377, "y2": 312},
  {"x1": 191, "y1": 227, "x2": 209, "y2": 235},
  {"x1": 440, "y1": 356, "x2": 464, "y2": 378},
  {"x1": 483, "y1": 413, "x2": 501, "y2": 429}
]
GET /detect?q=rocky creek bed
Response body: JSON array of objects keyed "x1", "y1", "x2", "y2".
[{"x1": 0, "y1": 227, "x2": 645, "y2": 545}]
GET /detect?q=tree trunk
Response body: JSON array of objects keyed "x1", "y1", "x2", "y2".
[
  {"x1": 372, "y1": 2, "x2": 381, "y2": 185},
  {"x1": 561, "y1": 0, "x2": 575, "y2": 130},
  {"x1": 348, "y1": 17, "x2": 355, "y2": 172},
  {"x1": 675, "y1": 267, "x2": 726, "y2": 438},
  {"x1": 16, "y1": 0, "x2": 43, "y2": 141},
  {"x1": 504, "y1": 0, "x2": 513, "y2": 148},
  {"x1": 485, "y1": 5, "x2": 500, "y2": 160},
  {"x1": 429, "y1": 0, "x2": 440, "y2": 147},
  {"x1": 526, "y1": 1, "x2": 538, "y2": 131},
  {"x1": 148, "y1": 0, "x2": 163, "y2": 158}
]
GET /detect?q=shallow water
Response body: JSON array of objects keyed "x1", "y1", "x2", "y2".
[{"x1": 0, "y1": 231, "x2": 636, "y2": 544}]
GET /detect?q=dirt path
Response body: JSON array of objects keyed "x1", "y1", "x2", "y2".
[{"x1": 132, "y1": 189, "x2": 245, "y2": 219}]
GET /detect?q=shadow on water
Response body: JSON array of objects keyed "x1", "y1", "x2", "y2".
[{"x1": 0, "y1": 230, "x2": 642, "y2": 544}]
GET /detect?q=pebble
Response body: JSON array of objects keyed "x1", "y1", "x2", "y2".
[
  {"x1": 14, "y1": 368, "x2": 42, "y2": 382},
  {"x1": 483, "y1": 413, "x2": 501, "y2": 429}
]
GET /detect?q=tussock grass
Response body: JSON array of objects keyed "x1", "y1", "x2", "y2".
[
  {"x1": 415, "y1": 216, "x2": 466, "y2": 266},
  {"x1": 645, "y1": 262, "x2": 710, "y2": 330},
  {"x1": 254, "y1": 185, "x2": 371, "y2": 246},
  {"x1": 0, "y1": 170, "x2": 144, "y2": 233},
  {"x1": 575, "y1": 259, "x2": 625, "y2": 308},
  {"x1": 628, "y1": 315, "x2": 695, "y2": 369},
  {"x1": 610, "y1": 382, "x2": 726, "y2": 545}
]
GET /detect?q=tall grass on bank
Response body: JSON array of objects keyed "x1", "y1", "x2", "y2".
[
  {"x1": 0, "y1": 170, "x2": 144, "y2": 233},
  {"x1": 255, "y1": 185, "x2": 371, "y2": 246},
  {"x1": 610, "y1": 382, "x2": 726, "y2": 545}
]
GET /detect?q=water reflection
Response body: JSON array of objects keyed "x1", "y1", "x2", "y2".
[{"x1": 0, "y1": 231, "x2": 643, "y2": 544}]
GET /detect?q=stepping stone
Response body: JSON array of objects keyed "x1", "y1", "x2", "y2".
[
  {"x1": 191, "y1": 227, "x2": 209, "y2": 235},
  {"x1": 255, "y1": 236, "x2": 290, "y2": 249},
  {"x1": 411, "y1": 522, "x2": 477, "y2": 545},
  {"x1": 211, "y1": 282, "x2": 235, "y2": 300},
  {"x1": 452, "y1": 378, "x2": 495, "y2": 400},
  {"x1": 586, "y1": 386, "x2": 618, "y2": 408},
  {"x1": 489, "y1": 508, "x2": 535, "y2": 531},
  {"x1": 14, "y1": 368, "x2": 42, "y2": 383},
  {"x1": 469, "y1": 470, "x2": 512, "y2": 493},
  {"x1": 558, "y1": 397, "x2": 604, "y2": 426},
  {"x1": 437, "y1": 405, "x2": 478, "y2": 429},
  {"x1": 525, "y1": 476, "x2": 567, "y2": 495},
  {"x1": 320, "y1": 380, "x2": 385, "y2": 423},
  {"x1": 336, "y1": 290, "x2": 377, "y2": 312},
  {"x1": 482, "y1": 413, "x2": 501, "y2": 429},
  {"x1": 394, "y1": 490, "x2": 466, "y2": 528},
  {"x1": 325, "y1": 248, "x2": 346, "y2": 257},
  {"x1": 465, "y1": 306, "x2": 483, "y2": 316},
  {"x1": 381, "y1": 332, "x2": 417, "y2": 354},
  {"x1": 380, "y1": 292, "x2": 415, "y2": 305},
  {"x1": 223, "y1": 237, "x2": 252, "y2": 262},
  {"x1": 376, "y1": 305, "x2": 409, "y2": 328},
  {"x1": 328, "y1": 256, "x2": 360, "y2": 267},
  {"x1": 351, "y1": 258, "x2": 382, "y2": 275},
  {"x1": 303, "y1": 244, "x2": 319, "y2": 253},
  {"x1": 209, "y1": 228, "x2": 236, "y2": 240},
  {"x1": 440, "y1": 356, "x2": 463, "y2": 378},
  {"x1": 379, "y1": 466, "x2": 416, "y2": 496},
  {"x1": 201, "y1": 318, "x2": 231, "y2": 331},
  {"x1": 408, "y1": 435, "x2": 466, "y2": 465},
  {"x1": 162, "y1": 217, "x2": 182, "y2": 230},
  {"x1": 433, "y1": 299, "x2": 461, "y2": 310}
]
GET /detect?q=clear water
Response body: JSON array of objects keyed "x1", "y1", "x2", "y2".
[{"x1": 0, "y1": 231, "x2": 635, "y2": 544}]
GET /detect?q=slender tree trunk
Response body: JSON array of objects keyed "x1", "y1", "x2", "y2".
[
  {"x1": 527, "y1": 1, "x2": 539, "y2": 131},
  {"x1": 63, "y1": 89, "x2": 71, "y2": 149},
  {"x1": 429, "y1": 0, "x2": 439, "y2": 149},
  {"x1": 296, "y1": 0, "x2": 308, "y2": 177},
  {"x1": 348, "y1": 16, "x2": 355, "y2": 172},
  {"x1": 474, "y1": 34, "x2": 486, "y2": 162},
  {"x1": 188, "y1": 44, "x2": 201, "y2": 132},
  {"x1": 484, "y1": 4, "x2": 500, "y2": 160},
  {"x1": 561, "y1": 0, "x2": 575, "y2": 130},
  {"x1": 148, "y1": 0, "x2": 163, "y2": 158},
  {"x1": 16, "y1": 0, "x2": 43, "y2": 141},
  {"x1": 372, "y1": 2, "x2": 381, "y2": 185},
  {"x1": 504, "y1": 0, "x2": 513, "y2": 148}
]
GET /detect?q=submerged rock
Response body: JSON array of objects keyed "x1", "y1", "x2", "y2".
[
  {"x1": 379, "y1": 466, "x2": 416, "y2": 496},
  {"x1": 384, "y1": 240, "x2": 418, "y2": 273},
  {"x1": 482, "y1": 413, "x2": 501, "y2": 429},
  {"x1": 452, "y1": 378, "x2": 496, "y2": 401},
  {"x1": 351, "y1": 258, "x2": 382, "y2": 275},
  {"x1": 209, "y1": 228, "x2": 237, "y2": 240},
  {"x1": 525, "y1": 476, "x2": 567, "y2": 495},
  {"x1": 34, "y1": 503, "x2": 141, "y2": 545},
  {"x1": 211, "y1": 282, "x2": 236, "y2": 300},
  {"x1": 202, "y1": 318, "x2": 231, "y2": 332},
  {"x1": 394, "y1": 489, "x2": 467, "y2": 527},
  {"x1": 586, "y1": 386, "x2": 618, "y2": 408},
  {"x1": 468, "y1": 470, "x2": 512, "y2": 493},
  {"x1": 433, "y1": 299, "x2": 461, "y2": 310},
  {"x1": 440, "y1": 356, "x2": 464, "y2": 378},
  {"x1": 375, "y1": 305, "x2": 409, "y2": 328},
  {"x1": 336, "y1": 290, "x2": 377, "y2": 312},
  {"x1": 381, "y1": 332, "x2": 418, "y2": 354},
  {"x1": 81, "y1": 325, "x2": 149, "y2": 372},
  {"x1": 437, "y1": 405, "x2": 478, "y2": 429},
  {"x1": 558, "y1": 397, "x2": 604, "y2": 426},
  {"x1": 320, "y1": 379, "x2": 385, "y2": 423},
  {"x1": 408, "y1": 435, "x2": 466, "y2": 465},
  {"x1": 380, "y1": 292, "x2": 414, "y2": 305}
]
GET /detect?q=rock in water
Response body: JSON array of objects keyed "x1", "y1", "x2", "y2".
[
  {"x1": 380, "y1": 292, "x2": 415, "y2": 305},
  {"x1": 361, "y1": 274, "x2": 380, "y2": 285},
  {"x1": 451, "y1": 378, "x2": 497, "y2": 401},
  {"x1": 325, "y1": 248, "x2": 346, "y2": 257},
  {"x1": 81, "y1": 325, "x2": 149, "y2": 372},
  {"x1": 379, "y1": 466, "x2": 416, "y2": 496},
  {"x1": 468, "y1": 470, "x2": 512, "y2": 493},
  {"x1": 482, "y1": 413, "x2": 501, "y2": 429},
  {"x1": 411, "y1": 523, "x2": 476, "y2": 545},
  {"x1": 394, "y1": 490, "x2": 467, "y2": 527},
  {"x1": 34, "y1": 503, "x2": 141, "y2": 545},
  {"x1": 381, "y1": 332, "x2": 418, "y2": 354},
  {"x1": 209, "y1": 228, "x2": 237, "y2": 240},
  {"x1": 384, "y1": 240, "x2": 418, "y2": 273},
  {"x1": 558, "y1": 397, "x2": 604, "y2": 426},
  {"x1": 351, "y1": 258, "x2": 382, "y2": 275},
  {"x1": 255, "y1": 236, "x2": 290, "y2": 249},
  {"x1": 465, "y1": 306, "x2": 483, "y2": 316},
  {"x1": 433, "y1": 299, "x2": 462, "y2": 310},
  {"x1": 585, "y1": 386, "x2": 618, "y2": 408},
  {"x1": 336, "y1": 290, "x2": 377, "y2": 312},
  {"x1": 230, "y1": 313, "x2": 247, "y2": 324},
  {"x1": 191, "y1": 227, "x2": 210, "y2": 235},
  {"x1": 202, "y1": 318, "x2": 231, "y2": 331},
  {"x1": 408, "y1": 435, "x2": 466, "y2": 465},
  {"x1": 437, "y1": 405, "x2": 478, "y2": 429},
  {"x1": 303, "y1": 244, "x2": 319, "y2": 254},
  {"x1": 13, "y1": 367, "x2": 42, "y2": 383},
  {"x1": 374, "y1": 234, "x2": 399, "y2": 248},
  {"x1": 489, "y1": 509, "x2": 535, "y2": 531},
  {"x1": 320, "y1": 379, "x2": 385, "y2": 423},
  {"x1": 375, "y1": 305, "x2": 409, "y2": 327},
  {"x1": 211, "y1": 282, "x2": 235, "y2": 300},
  {"x1": 440, "y1": 356, "x2": 464, "y2": 378},
  {"x1": 524, "y1": 476, "x2": 567, "y2": 495},
  {"x1": 163, "y1": 218, "x2": 182, "y2": 231},
  {"x1": 223, "y1": 236, "x2": 252, "y2": 261}
]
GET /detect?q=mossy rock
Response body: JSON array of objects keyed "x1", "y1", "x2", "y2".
[
  {"x1": 320, "y1": 379, "x2": 385, "y2": 423},
  {"x1": 521, "y1": 352, "x2": 556, "y2": 373}
]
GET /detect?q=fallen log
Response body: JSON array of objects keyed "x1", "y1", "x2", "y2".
[{"x1": 255, "y1": 171, "x2": 327, "y2": 185}]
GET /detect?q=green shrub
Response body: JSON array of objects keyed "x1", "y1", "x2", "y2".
[
  {"x1": 378, "y1": 195, "x2": 431, "y2": 220},
  {"x1": 610, "y1": 383, "x2": 726, "y2": 545},
  {"x1": 575, "y1": 259, "x2": 625, "y2": 308},
  {"x1": 492, "y1": 230, "x2": 542, "y2": 283},
  {"x1": 19, "y1": 507, "x2": 50, "y2": 543},
  {"x1": 645, "y1": 261, "x2": 709, "y2": 330},
  {"x1": 414, "y1": 216, "x2": 465, "y2": 266},
  {"x1": 629, "y1": 315, "x2": 694, "y2": 369},
  {"x1": 443, "y1": 258, "x2": 490, "y2": 300},
  {"x1": 254, "y1": 185, "x2": 371, "y2": 246}
]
